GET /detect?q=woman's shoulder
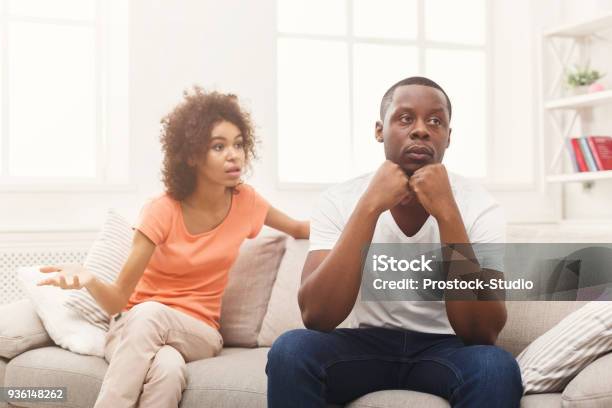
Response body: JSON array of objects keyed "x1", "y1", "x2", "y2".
[
  {"x1": 234, "y1": 183, "x2": 257, "y2": 198},
  {"x1": 233, "y1": 183, "x2": 266, "y2": 208},
  {"x1": 142, "y1": 193, "x2": 178, "y2": 215}
]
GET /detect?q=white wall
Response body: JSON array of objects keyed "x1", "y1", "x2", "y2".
[{"x1": 1, "y1": 0, "x2": 610, "y2": 236}]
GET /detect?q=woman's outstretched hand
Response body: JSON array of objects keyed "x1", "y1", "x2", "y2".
[{"x1": 37, "y1": 264, "x2": 94, "y2": 290}]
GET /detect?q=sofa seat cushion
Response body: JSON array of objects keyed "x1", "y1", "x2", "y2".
[
  {"x1": 182, "y1": 347, "x2": 269, "y2": 408},
  {"x1": 3, "y1": 346, "x2": 252, "y2": 408},
  {"x1": 4, "y1": 346, "x2": 106, "y2": 408},
  {"x1": 2, "y1": 345, "x2": 562, "y2": 408},
  {"x1": 521, "y1": 393, "x2": 562, "y2": 407},
  {"x1": 1, "y1": 357, "x2": 8, "y2": 408},
  {"x1": 345, "y1": 390, "x2": 449, "y2": 408}
]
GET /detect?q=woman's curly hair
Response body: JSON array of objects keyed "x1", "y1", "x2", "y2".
[{"x1": 160, "y1": 86, "x2": 257, "y2": 201}]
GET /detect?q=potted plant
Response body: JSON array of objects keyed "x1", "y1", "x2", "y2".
[{"x1": 565, "y1": 64, "x2": 605, "y2": 95}]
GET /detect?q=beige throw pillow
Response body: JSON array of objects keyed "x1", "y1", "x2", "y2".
[
  {"x1": 257, "y1": 238, "x2": 309, "y2": 347},
  {"x1": 219, "y1": 233, "x2": 287, "y2": 347},
  {"x1": 257, "y1": 238, "x2": 352, "y2": 347}
]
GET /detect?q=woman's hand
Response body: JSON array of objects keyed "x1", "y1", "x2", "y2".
[{"x1": 37, "y1": 264, "x2": 95, "y2": 290}]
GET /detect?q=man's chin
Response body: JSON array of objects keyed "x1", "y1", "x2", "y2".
[{"x1": 400, "y1": 161, "x2": 428, "y2": 176}]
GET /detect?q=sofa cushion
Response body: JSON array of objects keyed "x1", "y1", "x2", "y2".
[
  {"x1": 521, "y1": 393, "x2": 563, "y2": 407},
  {"x1": 497, "y1": 301, "x2": 588, "y2": 356},
  {"x1": 4, "y1": 346, "x2": 106, "y2": 408},
  {"x1": 219, "y1": 233, "x2": 287, "y2": 347},
  {"x1": 257, "y1": 238, "x2": 352, "y2": 347},
  {"x1": 3, "y1": 344, "x2": 563, "y2": 408},
  {"x1": 2, "y1": 346, "x2": 253, "y2": 408},
  {"x1": 346, "y1": 390, "x2": 449, "y2": 407},
  {"x1": 257, "y1": 238, "x2": 309, "y2": 347},
  {"x1": 561, "y1": 352, "x2": 612, "y2": 408},
  {"x1": 0, "y1": 299, "x2": 52, "y2": 359},
  {"x1": 182, "y1": 347, "x2": 269, "y2": 408},
  {"x1": 65, "y1": 209, "x2": 133, "y2": 331},
  {"x1": 517, "y1": 302, "x2": 612, "y2": 394},
  {"x1": 0, "y1": 357, "x2": 7, "y2": 408},
  {"x1": 18, "y1": 266, "x2": 107, "y2": 357}
]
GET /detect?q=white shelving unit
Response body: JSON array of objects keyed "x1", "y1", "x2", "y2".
[{"x1": 542, "y1": 12, "x2": 612, "y2": 185}]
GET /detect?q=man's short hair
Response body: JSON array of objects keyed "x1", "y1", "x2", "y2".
[{"x1": 379, "y1": 76, "x2": 452, "y2": 121}]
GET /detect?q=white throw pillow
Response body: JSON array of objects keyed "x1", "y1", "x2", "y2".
[
  {"x1": 17, "y1": 266, "x2": 107, "y2": 357},
  {"x1": 64, "y1": 209, "x2": 133, "y2": 330},
  {"x1": 517, "y1": 301, "x2": 612, "y2": 394}
]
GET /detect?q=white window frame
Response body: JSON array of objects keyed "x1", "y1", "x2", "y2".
[
  {"x1": 275, "y1": 0, "x2": 501, "y2": 190},
  {"x1": 0, "y1": 0, "x2": 132, "y2": 192}
]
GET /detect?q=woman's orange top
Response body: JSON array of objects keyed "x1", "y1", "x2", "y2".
[{"x1": 122, "y1": 184, "x2": 269, "y2": 329}]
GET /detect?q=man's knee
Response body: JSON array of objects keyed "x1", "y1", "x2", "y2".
[
  {"x1": 266, "y1": 329, "x2": 324, "y2": 376},
  {"x1": 471, "y1": 346, "x2": 523, "y2": 394}
]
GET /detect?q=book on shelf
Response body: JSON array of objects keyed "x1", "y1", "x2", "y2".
[
  {"x1": 587, "y1": 136, "x2": 612, "y2": 171},
  {"x1": 569, "y1": 138, "x2": 588, "y2": 172},
  {"x1": 567, "y1": 136, "x2": 612, "y2": 172},
  {"x1": 579, "y1": 137, "x2": 598, "y2": 171}
]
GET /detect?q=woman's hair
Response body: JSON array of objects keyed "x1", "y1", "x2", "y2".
[{"x1": 160, "y1": 86, "x2": 257, "y2": 201}]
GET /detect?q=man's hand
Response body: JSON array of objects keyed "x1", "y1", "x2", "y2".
[
  {"x1": 361, "y1": 160, "x2": 412, "y2": 214},
  {"x1": 37, "y1": 263, "x2": 95, "y2": 290},
  {"x1": 409, "y1": 164, "x2": 459, "y2": 220}
]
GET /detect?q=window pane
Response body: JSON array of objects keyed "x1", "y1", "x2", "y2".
[
  {"x1": 277, "y1": 0, "x2": 346, "y2": 35},
  {"x1": 425, "y1": 49, "x2": 486, "y2": 178},
  {"x1": 353, "y1": 0, "x2": 417, "y2": 40},
  {"x1": 353, "y1": 43, "x2": 418, "y2": 175},
  {"x1": 8, "y1": 0, "x2": 95, "y2": 21},
  {"x1": 278, "y1": 38, "x2": 350, "y2": 183},
  {"x1": 425, "y1": 0, "x2": 485, "y2": 45},
  {"x1": 106, "y1": 0, "x2": 130, "y2": 184},
  {"x1": 9, "y1": 22, "x2": 96, "y2": 178}
]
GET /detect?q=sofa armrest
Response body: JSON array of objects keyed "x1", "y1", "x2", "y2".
[{"x1": 562, "y1": 352, "x2": 612, "y2": 408}]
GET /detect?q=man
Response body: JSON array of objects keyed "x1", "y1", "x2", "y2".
[{"x1": 266, "y1": 76, "x2": 523, "y2": 407}]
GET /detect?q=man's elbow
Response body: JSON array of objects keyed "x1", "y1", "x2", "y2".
[
  {"x1": 298, "y1": 290, "x2": 335, "y2": 332},
  {"x1": 459, "y1": 328, "x2": 500, "y2": 346},
  {"x1": 300, "y1": 308, "x2": 336, "y2": 333}
]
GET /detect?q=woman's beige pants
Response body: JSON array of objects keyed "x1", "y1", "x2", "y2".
[{"x1": 93, "y1": 301, "x2": 223, "y2": 408}]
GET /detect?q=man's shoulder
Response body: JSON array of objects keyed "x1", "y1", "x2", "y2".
[
  {"x1": 319, "y1": 172, "x2": 373, "y2": 207},
  {"x1": 324, "y1": 172, "x2": 372, "y2": 195},
  {"x1": 448, "y1": 171, "x2": 497, "y2": 205}
]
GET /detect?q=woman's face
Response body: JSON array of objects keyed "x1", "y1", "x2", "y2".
[{"x1": 192, "y1": 120, "x2": 246, "y2": 188}]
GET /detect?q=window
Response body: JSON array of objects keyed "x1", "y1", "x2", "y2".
[
  {"x1": 277, "y1": 0, "x2": 489, "y2": 184},
  {"x1": 0, "y1": 0, "x2": 129, "y2": 187}
]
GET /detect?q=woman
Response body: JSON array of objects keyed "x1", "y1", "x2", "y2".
[{"x1": 37, "y1": 87, "x2": 309, "y2": 408}]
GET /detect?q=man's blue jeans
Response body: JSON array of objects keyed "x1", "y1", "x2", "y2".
[{"x1": 266, "y1": 327, "x2": 522, "y2": 407}]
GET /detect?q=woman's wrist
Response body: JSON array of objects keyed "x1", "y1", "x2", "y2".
[{"x1": 82, "y1": 271, "x2": 97, "y2": 290}]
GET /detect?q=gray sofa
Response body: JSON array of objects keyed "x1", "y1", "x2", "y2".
[{"x1": 2, "y1": 230, "x2": 612, "y2": 408}]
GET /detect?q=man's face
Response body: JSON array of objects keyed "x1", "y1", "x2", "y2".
[{"x1": 376, "y1": 84, "x2": 451, "y2": 176}]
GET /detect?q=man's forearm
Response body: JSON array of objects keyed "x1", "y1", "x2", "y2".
[
  {"x1": 437, "y1": 209, "x2": 507, "y2": 345},
  {"x1": 298, "y1": 199, "x2": 381, "y2": 331}
]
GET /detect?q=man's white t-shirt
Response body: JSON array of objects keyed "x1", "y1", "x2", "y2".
[{"x1": 309, "y1": 171, "x2": 506, "y2": 335}]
